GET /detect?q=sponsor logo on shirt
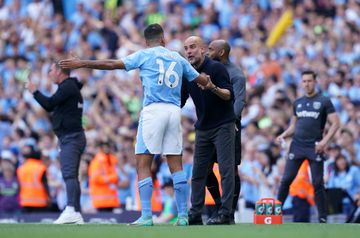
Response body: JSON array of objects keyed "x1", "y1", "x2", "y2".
[{"x1": 296, "y1": 110, "x2": 320, "y2": 119}]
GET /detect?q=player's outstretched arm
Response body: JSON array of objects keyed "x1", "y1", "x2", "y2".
[{"x1": 59, "y1": 58, "x2": 125, "y2": 70}]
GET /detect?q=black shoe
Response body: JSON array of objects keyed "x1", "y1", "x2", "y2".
[
  {"x1": 319, "y1": 218, "x2": 327, "y2": 223},
  {"x1": 229, "y1": 216, "x2": 235, "y2": 225},
  {"x1": 209, "y1": 208, "x2": 219, "y2": 220},
  {"x1": 188, "y1": 214, "x2": 203, "y2": 225},
  {"x1": 206, "y1": 214, "x2": 230, "y2": 225}
]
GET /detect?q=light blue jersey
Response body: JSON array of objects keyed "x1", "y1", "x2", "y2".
[{"x1": 122, "y1": 46, "x2": 199, "y2": 107}]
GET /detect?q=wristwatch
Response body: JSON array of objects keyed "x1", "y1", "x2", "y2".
[{"x1": 211, "y1": 86, "x2": 218, "y2": 93}]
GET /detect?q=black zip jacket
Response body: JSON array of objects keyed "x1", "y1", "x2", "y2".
[{"x1": 33, "y1": 77, "x2": 83, "y2": 137}]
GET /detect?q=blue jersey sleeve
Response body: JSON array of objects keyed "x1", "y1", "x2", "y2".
[
  {"x1": 122, "y1": 50, "x2": 145, "y2": 71},
  {"x1": 180, "y1": 57, "x2": 199, "y2": 82}
]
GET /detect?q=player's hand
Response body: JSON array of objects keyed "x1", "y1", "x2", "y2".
[
  {"x1": 26, "y1": 76, "x2": 38, "y2": 94},
  {"x1": 315, "y1": 140, "x2": 326, "y2": 153},
  {"x1": 205, "y1": 75, "x2": 216, "y2": 90},
  {"x1": 59, "y1": 51, "x2": 82, "y2": 69},
  {"x1": 198, "y1": 74, "x2": 215, "y2": 90}
]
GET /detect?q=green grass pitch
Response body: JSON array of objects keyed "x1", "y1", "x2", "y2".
[{"x1": 1, "y1": 223, "x2": 359, "y2": 238}]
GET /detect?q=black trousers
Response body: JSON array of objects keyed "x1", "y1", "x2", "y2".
[
  {"x1": 277, "y1": 156, "x2": 327, "y2": 220},
  {"x1": 58, "y1": 131, "x2": 86, "y2": 212},
  {"x1": 206, "y1": 119, "x2": 242, "y2": 215},
  {"x1": 190, "y1": 122, "x2": 235, "y2": 217}
]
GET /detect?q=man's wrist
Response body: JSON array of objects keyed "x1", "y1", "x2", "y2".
[
  {"x1": 211, "y1": 86, "x2": 218, "y2": 93},
  {"x1": 320, "y1": 139, "x2": 327, "y2": 145}
]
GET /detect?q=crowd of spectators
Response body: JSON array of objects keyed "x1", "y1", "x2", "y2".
[{"x1": 0, "y1": 0, "x2": 359, "y2": 219}]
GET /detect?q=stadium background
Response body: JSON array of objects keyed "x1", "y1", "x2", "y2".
[{"x1": 0, "y1": 0, "x2": 359, "y2": 225}]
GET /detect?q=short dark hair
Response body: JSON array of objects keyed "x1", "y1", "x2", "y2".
[
  {"x1": 340, "y1": 128, "x2": 353, "y2": 137},
  {"x1": 334, "y1": 154, "x2": 349, "y2": 175},
  {"x1": 144, "y1": 24, "x2": 164, "y2": 42},
  {"x1": 55, "y1": 61, "x2": 70, "y2": 76},
  {"x1": 301, "y1": 70, "x2": 316, "y2": 80}
]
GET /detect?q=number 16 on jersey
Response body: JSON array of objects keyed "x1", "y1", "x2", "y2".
[{"x1": 156, "y1": 59, "x2": 180, "y2": 88}]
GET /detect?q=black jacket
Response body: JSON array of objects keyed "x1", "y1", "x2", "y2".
[
  {"x1": 33, "y1": 77, "x2": 84, "y2": 137},
  {"x1": 181, "y1": 57, "x2": 235, "y2": 130}
]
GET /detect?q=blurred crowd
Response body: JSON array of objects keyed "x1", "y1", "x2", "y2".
[{"x1": 0, "y1": 0, "x2": 359, "y2": 220}]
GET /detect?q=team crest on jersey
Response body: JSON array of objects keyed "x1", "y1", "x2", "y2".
[{"x1": 313, "y1": 102, "x2": 321, "y2": 110}]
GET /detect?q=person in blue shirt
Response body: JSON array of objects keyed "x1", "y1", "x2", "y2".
[{"x1": 59, "y1": 24, "x2": 213, "y2": 226}]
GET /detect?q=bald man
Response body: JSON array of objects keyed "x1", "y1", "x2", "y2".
[
  {"x1": 182, "y1": 36, "x2": 236, "y2": 225},
  {"x1": 207, "y1": 40, "x2": 246, "y2": 224}
]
